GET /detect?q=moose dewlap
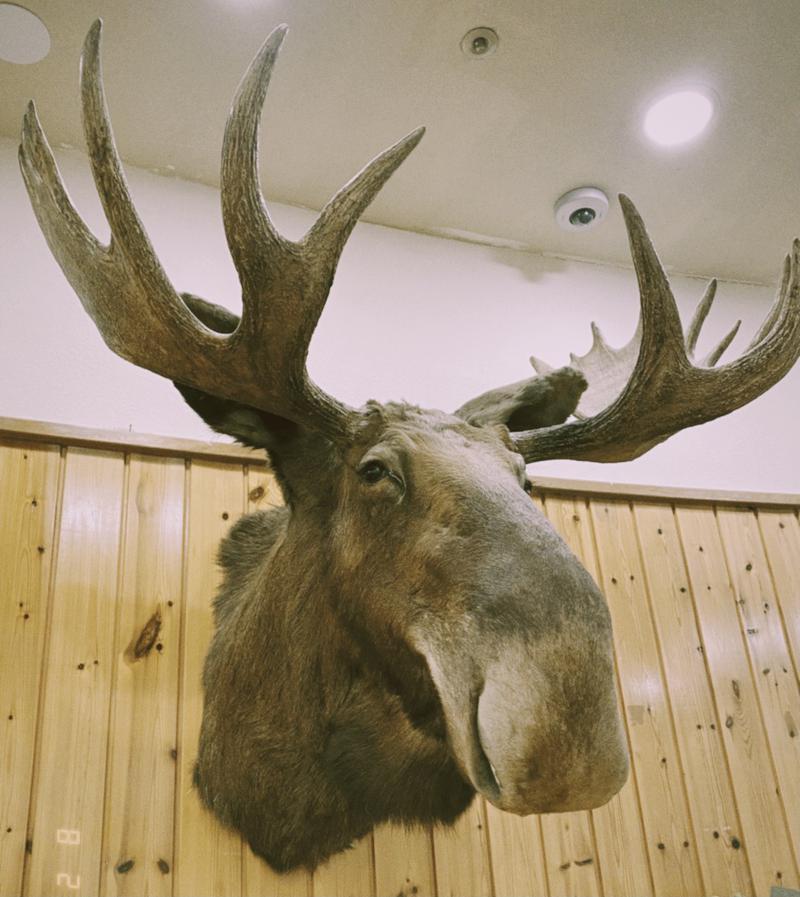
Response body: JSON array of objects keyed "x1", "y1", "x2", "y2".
[{"x1": 19, "y1": 20, "x2": 799, "y2": 872}]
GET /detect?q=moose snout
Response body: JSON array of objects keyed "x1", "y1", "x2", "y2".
[{"x1": 472, "y1": 638, "x2": 629, "y2": 816}]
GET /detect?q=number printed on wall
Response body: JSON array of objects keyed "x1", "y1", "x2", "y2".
[
  {"x1": 56, "y1": 829, "x2": 81, "y2": 845},
  {"x1": 55, "y1": 828, "x2": 81, "y2": 891}
]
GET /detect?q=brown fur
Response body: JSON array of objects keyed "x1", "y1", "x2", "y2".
[{"x1": 178, "y1": 298, "x2": 627, "y2": 872}]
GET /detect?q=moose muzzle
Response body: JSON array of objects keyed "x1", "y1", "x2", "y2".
[
  {"x1": 413, "y1": 586, "x2": 629, "y2": 816},
  {"x1": 472, "y1": 637, "x2": 629, "y2": 814}
]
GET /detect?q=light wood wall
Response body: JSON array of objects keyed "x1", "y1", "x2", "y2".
[{"x1": 1, "y1": 428, "x2": 799, "y2": 897}]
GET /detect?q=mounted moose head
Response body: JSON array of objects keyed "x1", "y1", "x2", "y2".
[{"x1": 19, "y1": 21, "x2": 800, "y2": 872}]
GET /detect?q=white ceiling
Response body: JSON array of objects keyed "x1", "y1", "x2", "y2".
[{"x1": 2, "y1": 0, "x2": 799, "y2": 284}]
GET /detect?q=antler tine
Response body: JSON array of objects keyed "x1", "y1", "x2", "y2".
[
  {"x1": 19, "y1": 101, "x2": 106, "y2": 274},
  {"x1": 20, "y1": 89, "x2": 215, "y2": 371},
  {"x1": 701, "y1": 318, "x2": 740, "y2": 367},
  {"x1": 618, "y1": 194, "x2": 687, "y2": 370},
  {"x1": 306, "y1": 126, "x2": 425, "y2": 266},
  {"x1": 510, "y1": 201, "x2": 800, "y2": 464},
  {"x1": 686, "y1": 279, "x2": 717, "y2": 357},
  {"x1": 684, "y1": 278, "x2": 741, "y2": 367},
  {"x1": 21, "y1": 20, "x2": 427, "y2": 442},
  {"x1": 20, "y1": 19, "x2": 221, "y2": 378},
  {"x1": 746, "y1": 251, "x2": 792, "y2": 351},
  {"x1": 80, "y1": 21, "x2": 180, "y2": 304},
  {"x1": 715, "y1": 239, "x2": 800, "y2": 393},
  {"x1": 216, "y1": 23, "x2": 424, "y2": 434},
  {"x1": 221, "y1": 24, "x2": 288, "y2": 295}
]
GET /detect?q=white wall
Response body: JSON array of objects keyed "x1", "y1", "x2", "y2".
[{"x1": 1, "y1": 136, "x2": 797, "y2": 492}]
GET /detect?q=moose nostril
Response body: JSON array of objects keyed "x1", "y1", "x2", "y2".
[{"x1": 470, "y1": 686, "x2": 501, "y2": 800}]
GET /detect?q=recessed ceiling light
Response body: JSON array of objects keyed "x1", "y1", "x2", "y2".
[
  {"x1": 0, "y1": 3, "x2": 50, "y2": 64},
  {"x1": 643, "y1": 89, "x2": 716, "y2": 148}
]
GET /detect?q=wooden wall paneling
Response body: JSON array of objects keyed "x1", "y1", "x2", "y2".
[
  {"x1": 588, "y1": 499, "x2": 704, "y2": 896},
  {"x1": 246, "y1": 463, "x2": 284, "y2": 513},
  {"x1": 538, "y1": 811, "x2": 600, "y2": 897},
  {"x1": 311, "y1": 835, "x2": 375, "y2": 897},
  {"x1": 544, "y1": 495, "x2": 651, "y2": 897},
  {"x1": 6, "y1": 424, "x2": 800, "y2": 897},
  {"x1": 432, "y1": 797, "x2": 494, "y2": 897},
  {"x1": 525, "y1": 494, "x2": 600, "y2": 897},
  {"x1": 675, "y1": 505, "x2": 799, "y2": 892},
  {"x1": 100, "y1": 455, "x2": 186, "y2": 897},
  {"x1": 0, "y1": 444, "x2": 62, "y2": 897},
  {"x1": 633, "y1": 501, "x2": 753, "y2": 896},
  {"x1": 241, "y1": 465, "x2": 311, "y2": 897},
  {"x1": 373, "y1": 823, "x2": 436, "y2": 897},
  {"x1": 174, "y1": 460, "x2": 246, "y2": 897},
  {"x1": 758, "y1": 509, "x2": 800, "y2": 690},
  {"x1": 715, "y1": 507, "x2": 800, "y2": 872},
  {"x1": 484, "y1": 802, "x2": 548, "y2": 897},
  {"x1": 23, "y1": 448, "x2": 126, "y2": 897}
]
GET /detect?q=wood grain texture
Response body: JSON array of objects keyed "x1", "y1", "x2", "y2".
[
  {"x1": 100, "y1": 456, "x2": 185, "y2": 897},
  {"x1": 633, "y1": 501, "x2": 753, "y2": 897},
  {"x1": 373, "y1": 823, "x2": 436, "y2": 897},
  {"x1": 544, "y1": 495, "x2": 653, "y2": 897},
  {"x1": 3, "y1": 435, "x2": 800, "y2": 896},
  {"x1": 676, "y1": 505, "x2": 799, "y2": 892},
  {"x1": 432, "y1": 799, "x2": 493, "y2": 897},
  {"x1": 23, "y1": 448, "x2": 125, "y2": 897},
  {"x1": 758, "y1": 509, "x2": 800, "y2": 691},
  {"x1": 173, "y1": 461, "x2": 245, "y2": 897},
  {"x1": 311, "y1": 834, "x2": 375, "y2": 897},
  {"x1": 588, "y1": 499, "x2": 704, "y2": 897},
  {"x1": 484, "y1": 803, "x2": 548, "y2": 897},
  {"x1": 0, "y1": 418, "x2": 268, "y2": 465},
  {"x1": 715, "y1": 507, "x2": 800, "y2": 874},
  {"x1": 0, "y1": 444, "x2": 61, "y2": 897}
]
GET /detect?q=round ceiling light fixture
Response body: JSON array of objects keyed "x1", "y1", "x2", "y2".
[
  {"x1": 0, "y1": 3, "x2": 50, "y2": 64},
  {"x1": 554, "y1": 187, "x2": 609, "y2": 232},
  {"x1": 461, "y1": 27, "x2": 499, "y2": 58},
  {"x1": 643, "y1": 88, "x2": 716, "y2": 148}
]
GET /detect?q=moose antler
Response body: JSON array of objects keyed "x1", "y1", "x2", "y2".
[
  {"x1": 511, "y1": 195, "x2": 800, "y2": 463},
  {"x1": 18, "y1": 20, "x2": 423, "y2": 441}
]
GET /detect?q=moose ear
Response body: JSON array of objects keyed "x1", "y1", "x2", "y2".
[
  {"x1": 454, "y1": 366, "x2": 587, "y2": 431},
  {"x1": 174, "y1": 294, "x2": 299, "y2": 449}
]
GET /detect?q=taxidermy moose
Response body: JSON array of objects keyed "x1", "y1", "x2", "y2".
[{"x1": 19, "y1": 21, "x2": 800, "y2": 872}]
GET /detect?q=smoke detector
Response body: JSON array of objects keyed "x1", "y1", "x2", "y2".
[{"x1": 554, "y1": 187, "x2": 609, "y2": 232}]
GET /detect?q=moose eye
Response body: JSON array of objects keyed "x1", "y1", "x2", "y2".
[{"x1": 358, "y1": 460, "x2": 389, "y2": 484}]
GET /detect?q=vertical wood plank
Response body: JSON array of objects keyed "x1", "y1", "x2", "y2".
[
  {"x1": 24, "y1": 448, "x2": 126, "y2": 897},
  {"x1": 588, "y1": 499, "x2": 703, "y2": 896},
  {"x1": 539, "y1": 812, "x2": 601, "y2": 897},
  {"x1": 245, "y1": 464, "x2": 284, "y2": 513},
  {"x1": 633, "y1": 501, "x2": 753, "y2": 896},
  {"x1": 758, "y1": 509, "x2": 800, "y2": 690},
  {"x1": 100, "y1": 456, "x2": 185, "y2": 896},
  {"x1": 484, "y1": 803, "x2": 548, "y2": 897},
  {"x1": 373, "y1": 824, "x2": 435, "y2": 897},
  {"x1": 676, "y1": 505, "x2": 798, "y2": 892},
  {"x1": 432, "y1": 798, "x2": 493, "y2": 897},
  {"x1": 716, "y1": 507, "x2": 800, "y2": 873},
  {"x1": 0, "y1": 444, "x2": 61, "y2": 897},
  {"x1": 174, "y1": 461, "x2": 245, "y2": 897},
  {"x1": 544, "y1": 496, "x2": 651, "y2": 897},
  {"x1": 311, "y1": 834, "x2": 375, "y2": 897}
]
